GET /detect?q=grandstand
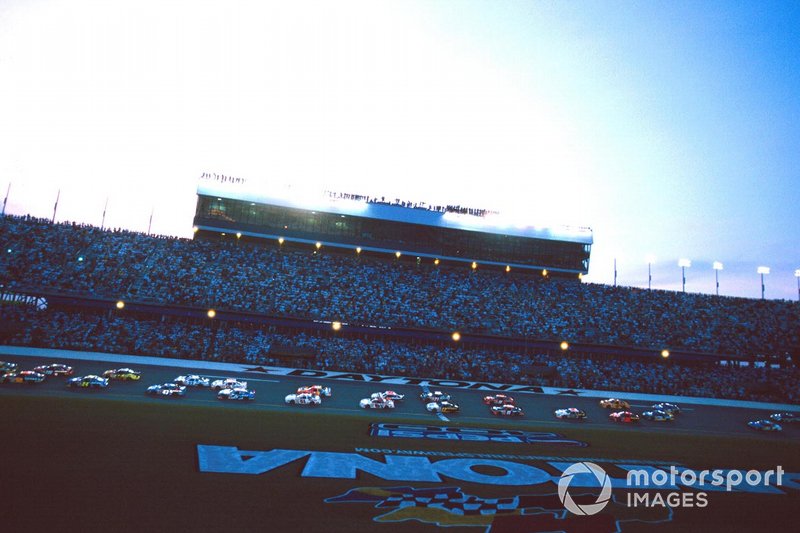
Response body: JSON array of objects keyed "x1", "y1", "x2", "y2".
[
  {"x1": 1, "y1": 207, "x2": 798, "y2": 404},
  {"x1": 192, "y1": 173, "x2": 593, "y2": 276}
]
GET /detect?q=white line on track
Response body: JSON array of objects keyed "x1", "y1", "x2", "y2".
[
  {"x1": 205, "y1": 375, "x2": 280, "y2": 383},
  {"x1": 630, "y1": 404, "x2": 694, "y2": 411}
]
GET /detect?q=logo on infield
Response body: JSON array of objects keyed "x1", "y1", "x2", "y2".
[{"x1": 558, "y1": 461, "x2": 612, "y2": 515}]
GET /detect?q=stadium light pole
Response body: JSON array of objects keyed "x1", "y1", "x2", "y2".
[
  {"x1": 613, "y1": 258, "x2": 617, "y2": 287},
  {"x1": 713, "y1": 261, "x2": 723, "y2": 296},
  {"x1": 101, "y1": 197, "x2": 108, "y2": 230},
  {"x1": 795, "y1": 269, "x2": 800, "y2": 301},
  {"x1": 52, "y1": 189, "x2": 60, "y2": 223},
  {"x1": 678, "y1": 259, "x2": 691, "y2": 292},
  {"x1": 757, "y1": 266, "x2": 770, "y2": 300},
  {"x1": 646, "y1": 255, "x2": 655, "y2": 290},
  {"x1": 2, "y1": 183, "x2": 10, "y2": 216}
]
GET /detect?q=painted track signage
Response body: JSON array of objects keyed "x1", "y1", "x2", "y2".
[{"x1": 369, "y1": 423, "x2": 588, "y2": 447}]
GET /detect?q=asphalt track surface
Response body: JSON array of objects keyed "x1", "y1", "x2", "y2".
[{"x1": 1, "y1": 353, "x2": 798, "y2": 442}]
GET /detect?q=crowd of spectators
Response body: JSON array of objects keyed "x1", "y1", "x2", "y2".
[
  {"x1": 1, "y1": 215, "x2": 798, "y2": 361},
  {"x1": 325, "y1": 190, "x2": 500, "y2": 217},
  {"x1": 2, "y1": 305, "x2": 797, "y2": 404}
]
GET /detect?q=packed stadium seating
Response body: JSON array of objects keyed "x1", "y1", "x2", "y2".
[
  {"x1": 1, "y1": 215, "x2": 798, "y2": 403},
  {"x1": 2, "y1": 305, "x2": 797, "y2": 404}
]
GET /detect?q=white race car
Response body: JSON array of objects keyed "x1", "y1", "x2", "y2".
[
  {"x1": 426, "y1": 401, "x2": 459, "y2": 414},
  {"x1": 146, "y1": 383, "x2": 186, "y2": 397},
  {"x1": 554, "y1": 407, "x2": 587, "y2": 420},
  {"x1": 360, "y1": 397, "x2": 395, "y2": 409},
  {"x1": 174, "y1": 374, "x2": 210, "y2": 387},
  {"x1": 297, "y1": 385, "x2": 332, "y2": 397},
  {"x1": 285, "y1": 392, "x2": 322, "y2": 406},
  {"x1": 420, "y1": 391, "x2": 451, "y2": 403},
  {"x1": 211, "y1": 378, "x2": 247, "y2": 391},
  {"x1": 371, "y1": 390, "x2": 404, "y2": 402},
  {"x1": 218, "y1": 388, "x2": 255, "y2": 401}
]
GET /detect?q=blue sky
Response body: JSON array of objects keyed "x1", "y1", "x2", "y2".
[{"x1": 1, "y1": 0, "x2": 798, "y2": 300}]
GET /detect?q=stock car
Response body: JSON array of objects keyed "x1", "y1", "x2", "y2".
[
  {"x1": 174, "y1": 374, "x2": 211, "y2": 387},
  {"x1": 297, "y1": 385, "x2": 332, "y2": 397},
  {"x1": 217, "y1": 388, "x2": 256, "y2": 401},
  {"x1": 491, "y1": 404, "x2": 524, "y2": 417},
  {"x1": 211, "y1": 378, "x2": 247, "y2": 391},
  {"x1": 371, "y1": 390, "x2": 404, "y2": 402},
  {"x1": 641, "y1": 409, "x2": 675, "y2": 422},
  {"x1": 285, "y1": 392, "x2": 322, "y2": 406},
  {"x1": 33, "y1": 363, "x2": 74, "y2": 377},
  {"x1": 66, "y1": 375, "x2": 109, "y2": 389},
  {"x1": 102, "y1": 368, "x2": 141, "y2": 381},
  {"x1": 609, "y1": 411, "x2": 640, "y2": 423},
  {"x1": 426, "y1": 401, "x2": 460, "y2": 414},
  {"x1": 146, "y1": 383, "x2": 186, "y2": 397},
  {"x1": 652, "y1": 403, "x2": 681, "y2": 415},
  {"x1": 748, "y1": 419, "x2": 782, "y2": 432},
  {"x1": 770, "y1": 412, "x2": 799, "y2": 424},
  {"x1": 0, "y1": 361, "x2": 18, "y2": 372},
  {"x1": 554, "y1": 407, "x2": 587, "y2": 420},
  {"x1": 600, "y1": 398, "x2": 630, "y2": 409},
  {"x1": 360, "y1": 396, "x2": 396, "y2": 409},
  {"x1": 420, "y1": 391, "x2": 451, "y2": 403},
  {"x1": 483, "y1": 394, "x2": 515, "y2": 406},
  {"x1": 1, "y1": 370, "x2": 46, "y2": 384}
]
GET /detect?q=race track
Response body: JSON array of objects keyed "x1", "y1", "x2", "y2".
[{"x1": 2, "y1": 352, "x2": 797, "y2": 442}]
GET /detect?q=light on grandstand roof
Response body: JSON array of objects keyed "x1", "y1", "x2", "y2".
[
  {"x1": 661, "y1": 349, "x2": 670, "y2": 359},
  {"x1": 560, "y1": 341, "x2": 569, "y2": 351},
  {"x1": 452, "y1": 332, "x2": 461, "y2": 342},
  {"x1": 542, "y1": 269, "x2": 548, "y2": 277},
  {"x1": 192, "y1": 226, "x2": 199, "y2": 233},
  {"x1": 678, "y1": 259, "x2": 691, "y2": 292},
  {"x1": 758, "y1": 266, "x2": 770, "y2": 300},
  {"x1": 471, "y1": 261, "x2": 477, "y2": 270},
  {"x1": 578, "y1": 272, "x2": 583, "y2": 280},
  {"x1": 434, "y1": 258, "x2": 440, "y2": 265},
  {"x1": 116, "y1": 300, "x2": 125, "y2": 310},
  {"x1": 795, "y1": 269, "x2": 800, "y2": 302},
  {"x1": 207, "y1": 309, "x2": 216, "y2": 318},
  {"x1": 77, "y1": 256, "x2": 84, "y2": 262},
  {"x1": 331, "y1": 321, "x2": 342, "y2": 331},
  {"x1": 395, "y1": 251, "x2": 401, "y2": 259},
  {"x1": 278, "y1": 237, "x2": 284, "y2": 245},
  {"x1": 315, "y1": 242, "x2": 322, "y2": 250},
  {"x1": 505, "y1": 265, "x2": 511, "y2": 273},
  {"x1": 713, "y1": 262, "x2": 723, "y2": 296},
  {"x1": 356, "y1": 247, "x2": 361, "y2": 254},
  {"x1": 236, "y1": 232, "x2": 242, "y2": 239}
]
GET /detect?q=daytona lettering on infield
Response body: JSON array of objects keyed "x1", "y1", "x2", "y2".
[{"x1": 196, "y1": 445, "x2": 800, "y2": 494}]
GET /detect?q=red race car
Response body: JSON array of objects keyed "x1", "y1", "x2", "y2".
[
  {"x1": 609, "y1": 411, "x2": 640, "y2": 423},
  {"x1": 1, "y1": 370, "x2": 46, "y2": 384},
  {"x1": 483, "y1": 394, "x2": 515, "y2": 406}
]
